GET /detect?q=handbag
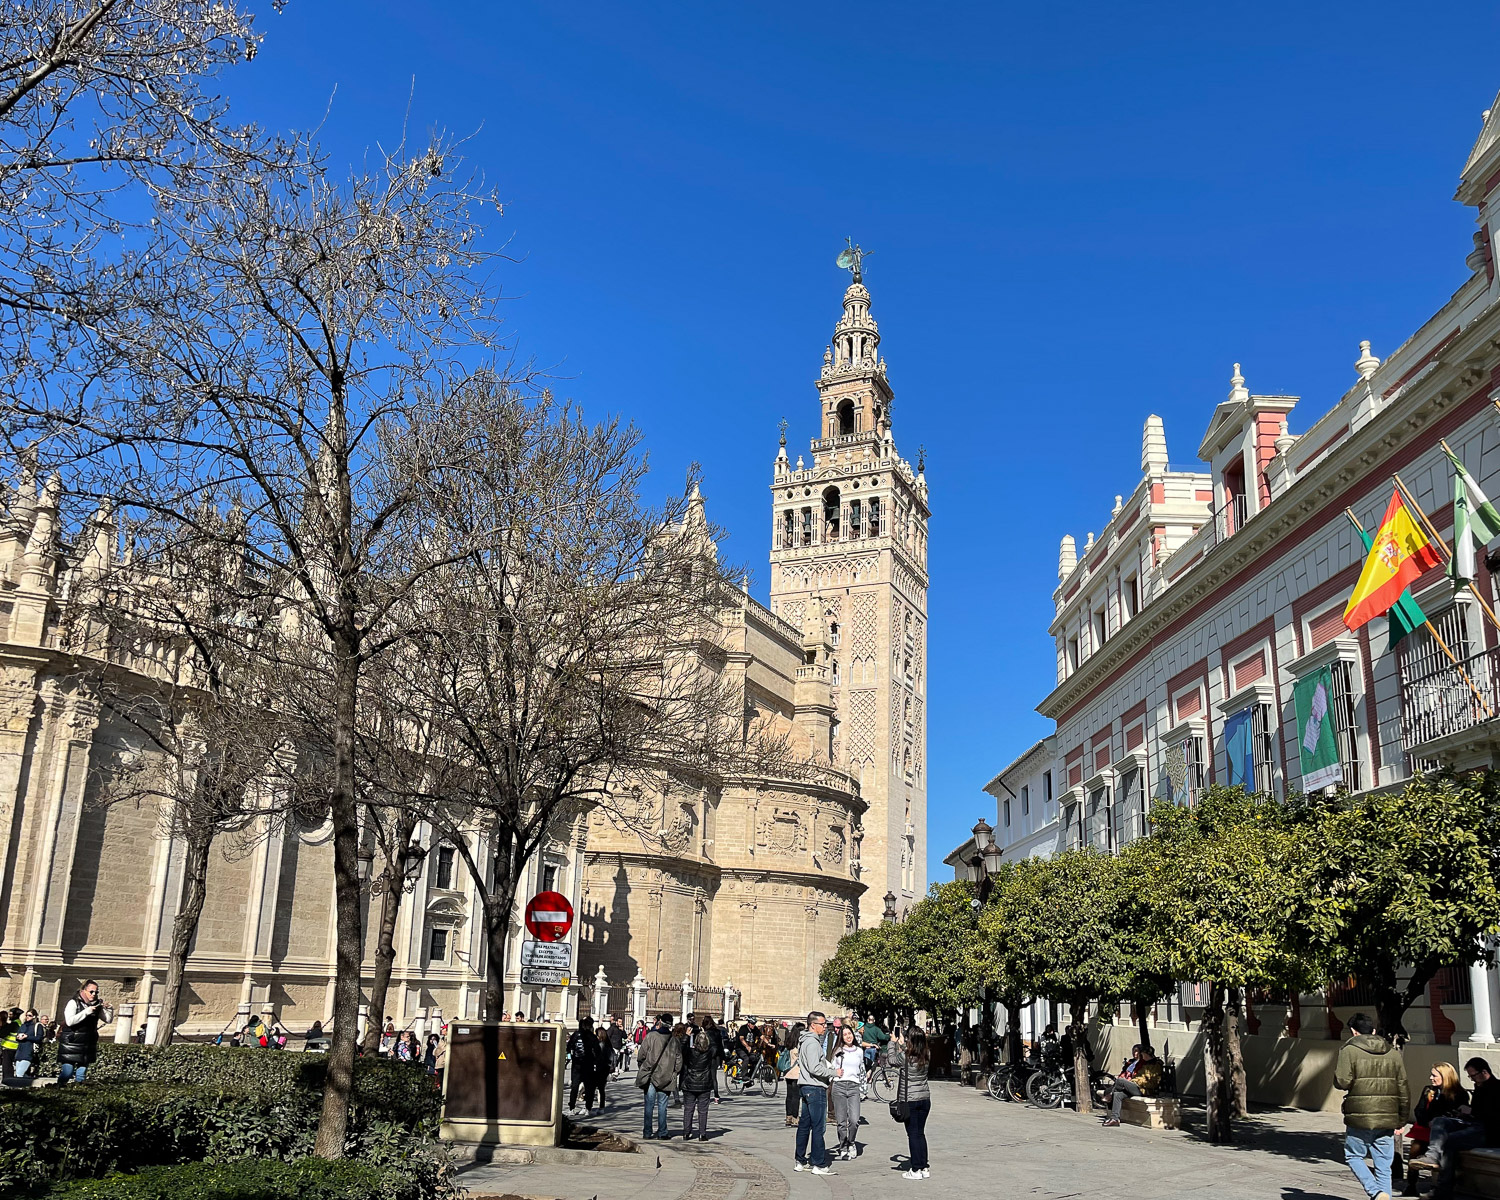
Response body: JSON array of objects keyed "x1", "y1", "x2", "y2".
[{"x1": 889, "y1": 1060, "x2": 910, "y2": 1122}]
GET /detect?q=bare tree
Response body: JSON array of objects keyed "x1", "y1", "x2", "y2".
[
  {"x1": 1, "y1": 1, "x2": 280, "y2": 407},
  {"x1": 387, "y1": 383, "x2": 772, "y2": 1018},
  {"x1": 7, "y1": 131, "x2": 510, "y2": 1155}
]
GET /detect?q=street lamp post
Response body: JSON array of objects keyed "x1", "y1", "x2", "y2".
[{"x1": 970, "y1": 817, "x2": 1007, "y2": 1067}]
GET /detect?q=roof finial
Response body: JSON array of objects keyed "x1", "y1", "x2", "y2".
[
  {"x1": 1229, "y1": 362, "x2": 1248, "y2": 402},
  {"x1": 1354, "y1": 340, "x2": 1380, "y2": 381},
  {"x1": 917, "y1": 444, "x2": 926, "y2": 473},
  {"x1": 778, "y1": 418, "x2": 788, "y2": 447},
  {"x1": 836, "y1": 238, "x2": 869, "y2": 284}
]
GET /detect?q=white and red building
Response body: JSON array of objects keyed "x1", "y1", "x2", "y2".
[{"x1": 959, "y1": 90, "x2": 1500, "y2": 1088}]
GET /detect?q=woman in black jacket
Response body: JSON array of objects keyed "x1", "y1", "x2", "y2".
[{"x1": 680, "y1": 1016, "x2": 721, "y2": 1141}]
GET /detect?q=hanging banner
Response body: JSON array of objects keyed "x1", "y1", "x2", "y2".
[
  {"x1": 1293, "y1": 667, "x2": 1344, "y2": 791},
  {"x1": 1223, "y1": 707, "x2": 1255, "y2": 789}
]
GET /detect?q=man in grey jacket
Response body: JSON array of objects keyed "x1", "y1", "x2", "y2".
[
  {"x1": 638, "y1": 1013, "x2": 682, "y2": 1139},
  {"x1": 794, "y1": 1011, "x2": 836, "y2": 1175}
]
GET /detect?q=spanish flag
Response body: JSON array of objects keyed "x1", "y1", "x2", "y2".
[{"x1": 1343, "y1": 488, "x2": 1443, "y2": 631}]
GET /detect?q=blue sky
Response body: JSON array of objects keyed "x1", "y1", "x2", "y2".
[{"x1": 232, "y1": 1, "x2": 1500, "y2": 866}]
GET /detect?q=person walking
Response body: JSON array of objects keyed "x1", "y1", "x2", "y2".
[
  {"x1": 781, "y1": 1021, "x2": 804, "y2": 1126},
  {"x1": 794, "y1": 1011, "x2": 836, "y2": 1175},
  {"x1": 680, "y1": 1016, "x2": 720, "y2": 1141},
  {"x1": 567, "y1": 1017, "x2": 603, "y2": 1116},
  {"x1": 831, "y1": 1023, "x2": 865, "y2": 1159},
  {"x1": 608, "y1": 1016, "x2": 627, "y2": 1078},
  {"x1": 57, "y1": 980, "x2": 113, "y2": 1084},
  {"x1": 13, "y1": 1010, "x2": 41, "y2": 1082},
  {"x1": 637, "y1": 1013, "x2": 682, "y2": 1140},
  {"x1": 889, "y1": 1026, "x2": 932, "y2": 1180},
  {"x1": 1333, "y1": 1012, "x2": 1408, "y2": 1200},
  {"x1": 594, "y1": 1025, "x2": 614, "y2": 1107}
]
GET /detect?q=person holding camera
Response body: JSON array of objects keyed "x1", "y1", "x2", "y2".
[{"x1": 58, "y1": 980, "x2": 113, "y2": 1084}]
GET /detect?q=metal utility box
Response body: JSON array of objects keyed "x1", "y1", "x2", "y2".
[{"x1": 441, "y1": 1021, "x2": 567, "y2": 1146}]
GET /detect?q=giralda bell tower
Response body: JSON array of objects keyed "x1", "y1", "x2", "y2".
[{"x1": 769, "y1": 249, "x2": 930, "y2": 927}]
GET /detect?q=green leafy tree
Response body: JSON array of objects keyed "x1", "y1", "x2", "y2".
[
  {"x1": 897, "y1": 881, "x2": 995, "y2": 1022},
  {"x1": 819, "y1": 923, "x2": 910, "y2": 1022},
  {"x1": 987, "y1": 849, "x2": 1139, "y2": 1113},
  {"x1": 1142, "y1": 787, "x2": 1314, "y2": 1143},
  {"x1": 1297, "y1": 772, "x2": 1500, "y2": 1040}
]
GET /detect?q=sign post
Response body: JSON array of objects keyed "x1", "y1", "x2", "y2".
[{"x1": 523, "y1": 891, "x2": 574, "y2": 1019}]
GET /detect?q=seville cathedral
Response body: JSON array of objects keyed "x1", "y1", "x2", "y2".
[{"x1": 0, "y1": 270, "x2": 928, "y2": 1035}]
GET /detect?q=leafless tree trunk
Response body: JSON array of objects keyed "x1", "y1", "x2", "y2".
[{"x1": 359, "y1": 809, "x2": 423, "y2": 1056}]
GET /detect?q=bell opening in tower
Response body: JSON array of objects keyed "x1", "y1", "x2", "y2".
[
  {"x1": 822, "y1": 485, "x2": 841, "y2": 540},
  {"x1": 837, "y1": 399, "x2": 855, "y2": 435}
]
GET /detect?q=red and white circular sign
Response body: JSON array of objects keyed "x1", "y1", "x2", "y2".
[{"x1": 524, "y1": 891, "x2": 574, "y2": 943}]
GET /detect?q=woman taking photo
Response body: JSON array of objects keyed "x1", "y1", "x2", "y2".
[
  {"x1": 888, "y1": 1027, "x2": 932, "y2": 1179},
  {"x1": 781, "y1": 1021, "x2": 805, "y2": 1126},
  {"x1": 831, "y1": 1023, "x2": 865, "y2": 1159},
  {"x1": 679, "y1": 1016, "x2": 721, "y2": 1141}
]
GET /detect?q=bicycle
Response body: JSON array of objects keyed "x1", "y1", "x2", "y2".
[
  {"x1": 865, "y1": 1051, "x2": 898, "y2": 1102},
  {"x1": 753, "y1": 1058, "x2": 779, "y2": 1097},
  {"x1": 986, "y1": 1061, "x2": 1029, "y2": 1103}
]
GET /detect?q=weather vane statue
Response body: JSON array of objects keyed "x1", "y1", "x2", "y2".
[{"x1": 836, "y1": 237, "x2": 869, "y2": 284}]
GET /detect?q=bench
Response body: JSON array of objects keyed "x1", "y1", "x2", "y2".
[
  {"x1": 1400, "y1": 1146, "x2": 1500, "y2": 1197},
  {"x1": 1118, "y1": 1095, "x2": 1181, "y2": 1130}
]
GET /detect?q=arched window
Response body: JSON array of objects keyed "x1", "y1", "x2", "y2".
[
  {"x1": 848, "y1": 499, "x2": 861, "y2": 537},
  {"x1": 832, "y1": 660, "x2": 840, "y2": 686},
  {"x1": 868, "y1": 497, "x2": 880, "y2": 537},
  {"x1": 837, "y1": 399, "x2": 855, "y2": 435},
  {"x1": 830, "y1": 621, "x2": 840, "y2": 647},
  {"x1": 822, "y1": 486, "x2": 841, "y2": 540}
]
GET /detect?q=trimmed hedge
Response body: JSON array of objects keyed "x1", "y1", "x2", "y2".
[
  {"x1": 45, "y1": 1157, "x2": 436, "y2": 1199},
  {"x1": 0, "y1": 1049, "x2": 451, "y2": 1198}
]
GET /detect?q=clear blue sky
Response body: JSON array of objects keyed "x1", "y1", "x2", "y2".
[{"x1": 232, "y1": 1, "x2": 1500, "y2": 867}]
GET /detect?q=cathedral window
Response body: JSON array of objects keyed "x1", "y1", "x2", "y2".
[
  {"x1": 801, "y1": 508, "x2": 813, "y2": 546},
  {"x1": 837, "y1": 399, "x2": 855, "y2": 435},
  {"x1": 868, "y1": 498, "x2": 880, "y2": 536},
  {"x1": 782, "y1": 510, "x2": 795, "y2": 549},
  {"x1": 822, "y1": 486, "x2": 841, "y2": 540},
  {"x1": 849, "y1": 499, "x2": 861, "y2": 537},
  {"x1": 830, "y1": 621, "x2": 840, "y2": 647},
  {"x1": 832, "y1": 660, "x2": 840, "y2": 685},
  {"x1": 428, "y1": 927, "x2": 449, "y2": 964}
]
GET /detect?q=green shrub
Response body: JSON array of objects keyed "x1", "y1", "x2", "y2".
[
  {"x1": 44, "y1": 1156, "x2": 442, "y2": 1199},
  {"x1": 0, "y1": 1068, "x2": 448, "y2": 1197}
]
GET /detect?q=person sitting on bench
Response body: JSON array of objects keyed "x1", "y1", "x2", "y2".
[{"x1": 1102, "y1": 1044, "x2": 1162, "y2": 1127}]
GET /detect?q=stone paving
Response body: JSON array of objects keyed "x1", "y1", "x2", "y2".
[{"x1": 457, "y1": 1074, "x2": 1382, "y2": 1200}]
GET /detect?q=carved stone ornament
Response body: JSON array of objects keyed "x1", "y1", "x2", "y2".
[
  {"x1": 661, "y1": 807, "x2": 694, "y2": 853},
  {"x1": 822, "y1": 828, "x2": 846, "y2": 865},
  {"x1": 757, "y1": 806, "x2": 806, "y2": 855},
  {"x1": 0, "y1": 669, "x2": 37, "y2": 734}
]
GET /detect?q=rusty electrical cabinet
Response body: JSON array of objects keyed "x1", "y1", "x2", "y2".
[{"x1": 441, "y1": 1021, "x2": 566, "y2": 1146}]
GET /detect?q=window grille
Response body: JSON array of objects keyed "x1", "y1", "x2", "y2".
[
  {"x1": 428, "y1": 928, "x2": 449, "y2": 964},
  {"x1": 1252, "y1": 703, "x2": 1276, "y2": 796},
  {"x1": 435, "y1": 845, "x2": 455, "y2": 890},
  {"x1": 1329, "y1": 658, "x2": 1363, "y2": 791}
]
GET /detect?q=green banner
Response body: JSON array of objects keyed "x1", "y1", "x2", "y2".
[{"x1": 1293, "y1": 666, "x2": 1343, "y2": 791}]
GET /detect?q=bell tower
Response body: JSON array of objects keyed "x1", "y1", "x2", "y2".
[{"x1": 769, "y1": 256, "x2": 930, "y2": 927}]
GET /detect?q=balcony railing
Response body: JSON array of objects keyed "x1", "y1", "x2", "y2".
[
  {"x1": 1400, "y1": 642, "x2": 1500, "y2": 752},
  {"x1": 1213, "y1": 494, "x2": 1249, "y2": 544}
]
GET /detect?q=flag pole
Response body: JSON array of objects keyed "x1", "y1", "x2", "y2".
[
  {"x1": 1347, "y1": 505, "x2": 1494, "y2": 719},
  {"x1": 1392, "y1": 471, "x2": 1500, "y2": 636},
  {"x1": 1435, "y1": 439, "x2": 1500, "y2": 635}
]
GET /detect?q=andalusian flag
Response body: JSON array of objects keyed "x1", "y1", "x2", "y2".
[
  {"x1": 1346, "y1": 513, "x2": 1427, "y2": 651},
  {"x1": 1343, "y1": 488, "x2": 1443, "y2": 631},
  {"x1": 1444, "y1": 446, "x2": 1500, "y2": 584}
]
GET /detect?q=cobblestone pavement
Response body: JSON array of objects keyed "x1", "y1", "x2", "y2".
[{"x1": 458, "y1": 1075, "x2": 1378, "y2": 1200}]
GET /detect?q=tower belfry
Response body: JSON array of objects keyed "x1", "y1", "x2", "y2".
[{"x1": 769, "y1": 262, "x2": 930, "y2": 927}]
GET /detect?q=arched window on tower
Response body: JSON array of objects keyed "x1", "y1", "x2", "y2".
[
  {"x1": 822, "y1": 486, "x2": 841, "y2": 541},
  {"x1": 849, "y1": 499, "x2": 861, "y2": 538},
  {"x1": 837, "y1": 399, "x2": 855, "y2": 435},
  {"x1": 782, "y1": 510, "x2": 795, "y2": 549},
  {"x1": 868, "y1": 498, "x2": 880, "y2": 537},
  {"x1": 830, "y1": 621, "x2": 840, "y2": 648},
  {"x1": 801, "y1": 508, "x2": 813, "y2": 546}
]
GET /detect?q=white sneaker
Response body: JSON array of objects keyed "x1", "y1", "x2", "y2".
[
  {"x1": 902, "y1": 1168, "x2": 923, "y2": 1180},
  {"x1": 920, "y1": 1168, "x2": 930, "y2": 1178},
  {"x1": 811, "y1": 1165, "x2": 835, "y2": 1176},
  {"x1": 794, "y1": 1162, "x2": 808, "y2": 1172}
]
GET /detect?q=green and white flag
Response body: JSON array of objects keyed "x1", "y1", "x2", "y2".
[
  {"x1": 1293, "y1": 667, "x2": 1343, "y2": 791},
  {"x1": 1445, "y1": 445, "x2": 1500, "y2": 584}
]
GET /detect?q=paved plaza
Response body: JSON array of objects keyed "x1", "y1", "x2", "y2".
[{"x1": 458, "y1": 1078, "x2": 1378, "y2": 1200}]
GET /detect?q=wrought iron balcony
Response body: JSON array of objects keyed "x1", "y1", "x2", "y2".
[
  {"x1": 1213, "y1": 493, "x2": 1249, "y2": 544},
  {"x1": 1400, "y1": 642, "x2": 1500, "y2": 755}
]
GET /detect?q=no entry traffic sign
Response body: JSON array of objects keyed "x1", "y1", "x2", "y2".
[{"x1": 524, "y1": 891, "x2": 574, "y2": 943}]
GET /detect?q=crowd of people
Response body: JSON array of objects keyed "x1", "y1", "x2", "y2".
[{"x1": 555, "y1": 1008, "x2": 935, "y2": 1178}]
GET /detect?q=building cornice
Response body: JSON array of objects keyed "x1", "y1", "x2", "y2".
[{"x1": 1038, "y1": 307, "x2": 1500, "y2": 724}]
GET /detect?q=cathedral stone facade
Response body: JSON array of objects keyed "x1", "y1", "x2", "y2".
[{"x1": 0, "y1": 271, "x2": 926, "y2": 1035}]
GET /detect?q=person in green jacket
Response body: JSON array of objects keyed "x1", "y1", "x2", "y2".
[{"x1": 1334, "y1": 1013, "x2": 1409, "y2": 1200}]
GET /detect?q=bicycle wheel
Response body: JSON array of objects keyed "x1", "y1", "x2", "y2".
[
  {"x1": 1026, "y1": 1070, "x2": 1065, "y2": 1109},
  {"x1": 986, "y1": 1069, "x2": 1009, "y2": 1101},
  {"x1": 758, "y1": 1063, "x2": 779, "y2": 1097},
  {"x1": 1005, "y1": 1069, "x2": 1030, "y2": 1103},
  {"x1": 867, "y1": 1065, "x2": 893, "y2": 1102}
]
